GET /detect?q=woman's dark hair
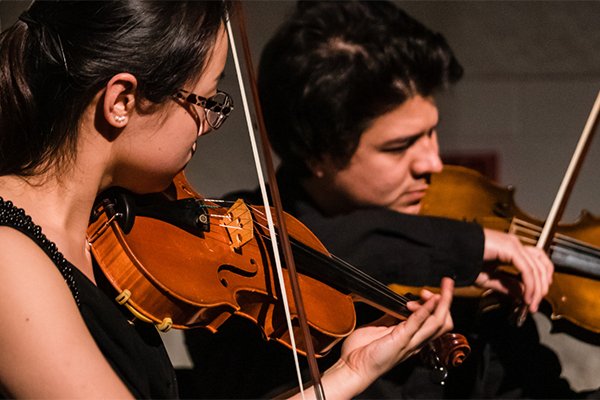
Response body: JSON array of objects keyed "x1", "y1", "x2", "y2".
[
  {"x1": 0, "y1": 0, "x2": 231, "y2": 176},
  {"x1": 258, "y1": 1, "x2": 463, "y2": 177}
]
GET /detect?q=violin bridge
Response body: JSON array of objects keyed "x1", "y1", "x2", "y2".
[{"x1": 225, "y1": 199, "x2": 254, "y2": 250}]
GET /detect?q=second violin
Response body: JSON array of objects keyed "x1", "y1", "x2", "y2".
[{"x1": 420, "y1": 165, "x2": 600, "y2": 334}]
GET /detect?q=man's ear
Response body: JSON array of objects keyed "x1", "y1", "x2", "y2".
[
  {"x1": 103, "y1": 73, "x2": 138, "y2": 128},
  {"x1": 307, "y1": 158, "x2": 326, "y2": 178}
]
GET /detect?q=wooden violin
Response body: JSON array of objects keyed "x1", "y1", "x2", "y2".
[
  {"x1": 416, "y1": 164, "x2": 600, "y2": 334},
  {"x1": 87, "y1": 172, "x2": 470, "y2": 372}
]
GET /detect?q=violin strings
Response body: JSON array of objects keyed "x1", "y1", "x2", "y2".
[
  {"x1": 553, "y1": 236, "x2": 600, "y2": 257},
  {"x1": 511, "y1": 217, "x2": 600, "y2": 258},
  {"x1": 324, "y1": 251, "x2": 417, "y2": 314},
  {"x1": 208, "y1": 213, "x2": 243, "y2": 231},
  {"x1": 202, "y1": 198, "x2": 233, "y2": 204},
  {"x1": 245, "y1": 205, "x2": 412, "y2": 313},
  {"x1": 197, "y1": 201, "x2": 445, "y2": 316},
  {"x1": 202, "y1": 199, "x2": 249, "y2": 230}
]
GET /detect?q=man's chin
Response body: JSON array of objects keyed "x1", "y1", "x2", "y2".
[{"x1": 391, "y1": 202, "x2": 422, "y2": 215}]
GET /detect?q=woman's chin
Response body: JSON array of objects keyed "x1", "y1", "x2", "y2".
[{"x1": 121, "y1": 174, "x2": 177, "y2": 195}]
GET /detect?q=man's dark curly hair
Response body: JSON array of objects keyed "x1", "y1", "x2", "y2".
[{"x1": 258, "y1": 1, "x2": 463, "y2": 177}]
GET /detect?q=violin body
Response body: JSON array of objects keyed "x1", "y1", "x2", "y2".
[
  {"x1": 419, "y1": 165, "x2": 600, "y2": 334},
  {"x1": 88, "y1": 173, "x2": 355, "y2": 355}
]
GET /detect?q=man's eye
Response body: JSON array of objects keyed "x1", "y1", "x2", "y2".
[
  {"x1": 382, "y1": 144, "x2": 411, "y2": 153},
  {"x1": 381, "y1": 135, "x2": 421, "y2": 153},
  {"x1": 381, "y1": 129, "x2": 436, "y2": 153}
]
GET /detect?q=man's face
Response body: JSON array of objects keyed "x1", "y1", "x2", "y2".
[{"x1": 316, "y1": 95, "x2": 443, "y2": 215}]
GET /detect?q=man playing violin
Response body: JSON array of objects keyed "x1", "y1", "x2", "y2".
[{"x1": 182, "y1": 1, "x2": 599, "y2": 399}]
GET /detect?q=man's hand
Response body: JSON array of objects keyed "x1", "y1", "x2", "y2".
[{"x1": 474, "y1": 228, "x2": 553, "y2": 313}]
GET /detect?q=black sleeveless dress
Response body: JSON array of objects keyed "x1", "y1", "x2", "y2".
[{"x1": 0, "y1": 197, "x2": 178, "y2": 398}]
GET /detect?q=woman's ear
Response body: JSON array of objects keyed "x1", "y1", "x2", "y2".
[{"x1": 103, "y1": 73, "x2": 138, "y2": 128}]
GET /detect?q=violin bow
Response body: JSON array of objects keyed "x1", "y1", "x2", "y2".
[
  {"x1": 226, "y1": 3, "x2": 326, "y2": 399},
  {"x1": 514, "y1": 89, "x2": 600, "y2": 326}
]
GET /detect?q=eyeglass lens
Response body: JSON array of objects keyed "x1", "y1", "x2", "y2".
[{"x1": 205, "y1": 92, "x2": 233, "y2": 129}]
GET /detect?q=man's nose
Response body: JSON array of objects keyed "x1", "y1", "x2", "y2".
[{"x1": 411, "y1": 134, "x2": 443, "y2": 176}]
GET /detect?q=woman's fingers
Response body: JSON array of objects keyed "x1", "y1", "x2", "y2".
[
  {"x1": 331, "y1": 278, "x2": 456, "y2": 398},
  {"x1": 404, "y1": 278, "x2": 454, "y2": 346}
]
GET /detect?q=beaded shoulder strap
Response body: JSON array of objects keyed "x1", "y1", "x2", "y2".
[{"x1": 0, "y1": 197, "x2": 80, "y2": 306}]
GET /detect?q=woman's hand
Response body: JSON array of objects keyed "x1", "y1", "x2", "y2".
[
  {"x1": 475, "y1": 228, "x2": 553, "y2": 313},
  {"x1": 301, "y1": 277, "x2": 454, "y2": 399}
]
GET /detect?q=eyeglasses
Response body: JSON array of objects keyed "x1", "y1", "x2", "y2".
[{"x1": 173, "y1": 89, "x2": 234, "y2": 130}]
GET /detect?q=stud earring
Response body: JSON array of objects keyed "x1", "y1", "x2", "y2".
[{"x1": 114, "y1": 115, "x2": 126, "y2": 123}]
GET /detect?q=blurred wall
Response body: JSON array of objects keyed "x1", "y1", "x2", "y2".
[{"x1": 2, "y1": 0, "x2": 599, "y2": 392}]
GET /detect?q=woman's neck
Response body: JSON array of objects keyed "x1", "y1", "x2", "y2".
[{"x1": 0, "y1": 167, "x2": 102, "y2": 282}]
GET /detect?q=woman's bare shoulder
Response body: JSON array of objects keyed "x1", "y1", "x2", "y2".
[{"x1": 0, "y1": 226, "x2": 133, "y2": 398}]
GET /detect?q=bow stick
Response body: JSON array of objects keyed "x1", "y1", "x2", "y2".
[
  {"x1": 226, "y1": 3, "x2": 326, "y2": 399},
  {"x1": 514, "y1": 89, "x2": 600, "y2": 326}
]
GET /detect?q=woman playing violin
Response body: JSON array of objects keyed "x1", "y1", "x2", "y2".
[
  {"x1": 0, "y1": 1, "x2": 456, "y2": 398},
  {"x1": 183, "y1": 1, "x2": 598, "y2": 399}
]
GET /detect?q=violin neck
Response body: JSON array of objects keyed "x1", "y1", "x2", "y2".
[{"x1": 286, "y1": 239, "x2": 412, "y2": 320}]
